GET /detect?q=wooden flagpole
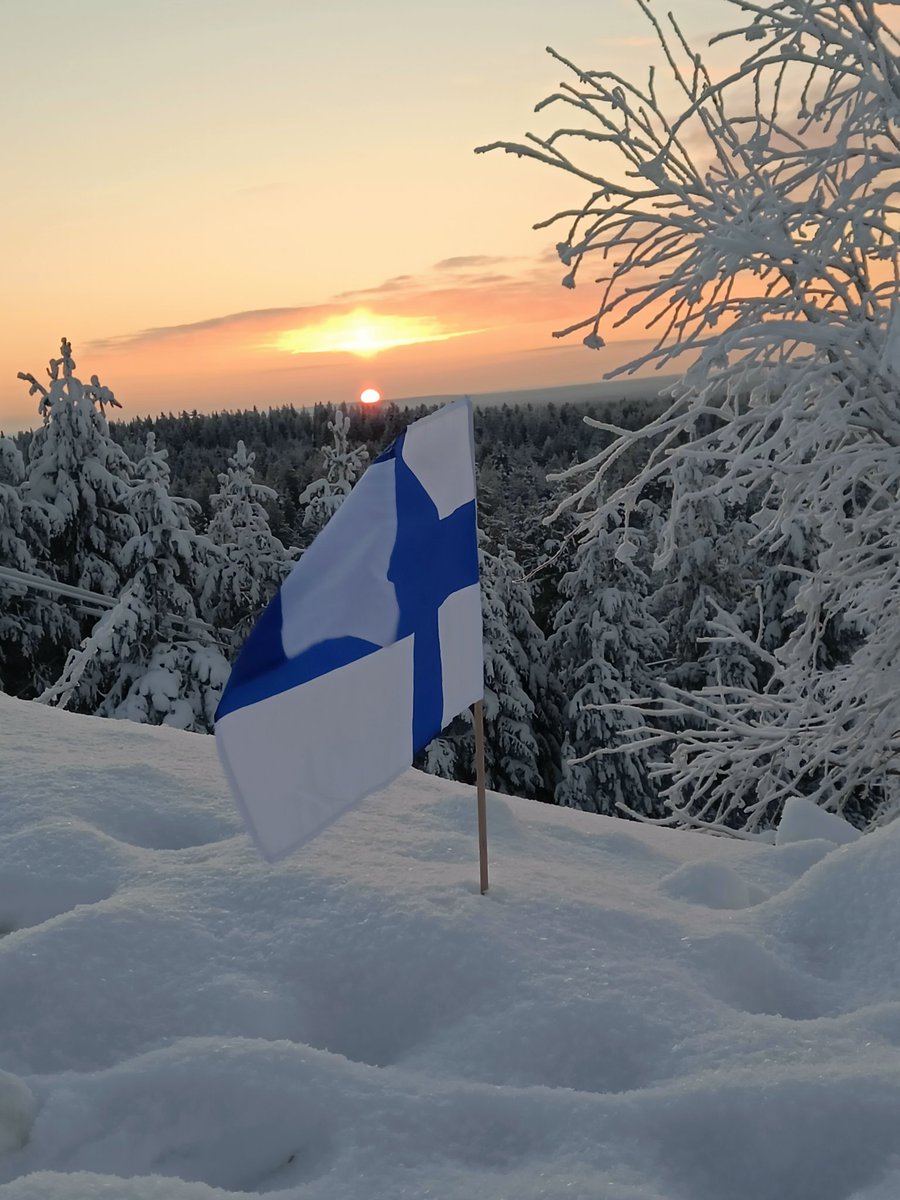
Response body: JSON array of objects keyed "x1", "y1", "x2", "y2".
[
  {"x1": 473, "y1": 699, "x2": 489, "y2": 894},
  {"x1": 465, "y1": 394, "x2": 488, "y2": 894}
]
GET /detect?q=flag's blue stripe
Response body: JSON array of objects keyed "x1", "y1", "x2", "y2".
[
  {"x1": 410, "y1": 608, "x2": 442, "y2": 750},
  {"x1": 223, "y1": 591, "x2": 287, "y2": 695},
  {"x1": 389, "y1": 431, "x2": 479, "y2": 751},
  {"x1": 216, "y1": 589, "x2": 381, "y2": 719}
]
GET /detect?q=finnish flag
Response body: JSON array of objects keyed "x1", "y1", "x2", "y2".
[{"x1": 215, "y1": 398, "x2": 483, "y2": 861}]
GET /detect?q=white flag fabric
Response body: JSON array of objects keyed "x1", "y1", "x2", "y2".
[{"x1": 215, "y1": 398, "x2": 483, "y2": 861}]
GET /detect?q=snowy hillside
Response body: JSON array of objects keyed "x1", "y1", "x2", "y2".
[{"x1": 1, "y1": 695, "x2": 899, "y2": 1200}]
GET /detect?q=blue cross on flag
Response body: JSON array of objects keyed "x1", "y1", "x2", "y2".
[{"x1": 215, "y1": 398, "x2": 483, "y2": 861}]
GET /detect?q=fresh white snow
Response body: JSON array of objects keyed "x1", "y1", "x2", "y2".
[{"x1": 1, "y1": 693, "x2": 899, "y2": 1199}]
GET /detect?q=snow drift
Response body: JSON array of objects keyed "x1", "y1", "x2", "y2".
[{"x1": 0, "y1": 693, "x2": 899, "y2": 1199}]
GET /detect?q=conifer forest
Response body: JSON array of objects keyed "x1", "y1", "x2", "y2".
[
  {"x1": 3, "y1": 332, "x2": 875, "y2": 835},
  {"x1": 3, "y1": 342, "x2": 677, "y2": 819}
]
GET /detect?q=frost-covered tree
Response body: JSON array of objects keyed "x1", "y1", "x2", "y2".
[
  {"x1": 0, "y1": 439, "x2": 33, "y2": 579},
  {"x1": 655, "y1": 456, "x2": 758, "y2": 695},
  {"x1": 480, "y1": 0, "x2": 900, "y2": 829},
  {"x1": 14, "y1": 339, "x2": 138, "y2": 689},
  {"x1": 549, "y1": 517, "x2": 666, "y2": 816},
  {"x1": 19, "y1": 338, "x2": 136, "y2": 595},
  {"x1": 495, "y1": 542, "x2": 561, "y2": 798},
  {"x1": 419, "y1": 542, "x2": 546, "y2": 798},
  {"x1": 0, "y1": 437, "x2": 77, "y2": 696},
  {"x1": 0, "y1": 437, "x2": 41, "y2": 691},
  {"x1": 42, "y1": 434, "x2": 229, "y2": 732},
  {"x1": 478, "y1": 544, "x2": 545, "y2": 796},
  {"x1": 200, "y1": 440, "x2": 294, "y2": 651},
  {"x1": 298, "y1": 409, "x2": 368, "y2": 539}
]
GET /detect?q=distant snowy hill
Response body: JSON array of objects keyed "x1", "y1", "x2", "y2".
[{"x1": 1, "y1": 694, "x2": 899, "y2": 1199}]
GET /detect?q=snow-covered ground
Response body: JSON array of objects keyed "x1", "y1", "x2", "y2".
[{"x1": 1, "y1": 694, "x2": 899, "y2": 1199}]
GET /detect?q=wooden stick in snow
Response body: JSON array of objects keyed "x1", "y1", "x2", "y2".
[{"x1": 473, "y1": 699, "x2": 489, "y2": 894}]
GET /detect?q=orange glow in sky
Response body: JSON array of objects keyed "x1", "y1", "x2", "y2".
[
  {"x1": 265, "y1": 310, "x2": 480, "y2": 358},
  {"x1": 0, "y1": 0, "x2": 722, "y2": 429}
]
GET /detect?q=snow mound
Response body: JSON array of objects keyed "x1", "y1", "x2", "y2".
[
  {"x1": 660, "y1": 859, "x2": 769, "y2": 909},
  {"x1": 1, "y1": 694, "x2": 900, "y2": 1199},
  {"x1": 765, "y1": 819, "x2": 900, "y2": 1009},
  {"x1": 776, "y1": 796, "x2": 862, "y2": 847}
]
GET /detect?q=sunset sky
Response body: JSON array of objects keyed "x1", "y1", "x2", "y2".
[{"x1": 1, "y1": 0, "x2": 723, "y2": 431}]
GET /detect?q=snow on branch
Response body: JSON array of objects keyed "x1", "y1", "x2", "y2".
[{"x1": 481, "y1": 0, "x2": 900, "y2": 831}]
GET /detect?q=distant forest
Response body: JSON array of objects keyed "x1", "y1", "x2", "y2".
[{"x1": 101, "y1": 396, "x2": 665, "y2": 572}]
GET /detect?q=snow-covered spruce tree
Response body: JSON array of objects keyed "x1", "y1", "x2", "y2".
[
  {"x1": 19, "y1": 339, "x2": 137, "y2": 594},
  {"x1": 17, "y1": 340, "x2": 138, "y2": 687},
  {"x1": 655, "y1": 455, "x2": 759, "y2": 696},
  {"x1": 479, "y1": 0, "x2": 900, "y2": 830},
  {"x1": 549, "y1": 515, "x2": 667, "y2": 816},
  {"x1": 41, "y1": 434, "x2": 229, "y2": 732},
  {"x1": 0, "y1": 439, "x2": 34, "y2": 580},
  {"x1": 200, "y1": 440, "x2": 294, "y2": 653},
  {"x1": 736, "y1": 507, "x2": 834, "y2": 670},
  {"x1": 419, "y1": 542, "x2": 545, "y2": 798},
  {"x1": 298, "y1": 408, "x2": 368, "y2": 540},
  {"x1": 496, "y1": 542, "x2": 562, "y2": 800},
  {"x1": 478, "y1": 543, "x2": 545, "y2": 796},
  {"x1": 0, "y1": 437, "x2": 78, "y2": 696}
]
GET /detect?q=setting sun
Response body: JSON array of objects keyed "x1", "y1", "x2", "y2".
[
  {"x1": 359, "y1": 387, "x2": 382, "y2": 404},
  {"x1": 265, "y1": 309, "x2": 480, "y2": 358}
]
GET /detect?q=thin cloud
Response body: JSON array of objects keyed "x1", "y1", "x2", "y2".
[
  {"x1": 432, "y1": 255, "x2": 509, "y2": 271},
  {"x1": 334, "y1": 275, "x2": 416, "y2": 299},
  {"x1": 87, "y1": 305, "x2": 342, "y2": 352},
  {"x1": 87, "y1": 252, "x2": 585, "y2": 356}
]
